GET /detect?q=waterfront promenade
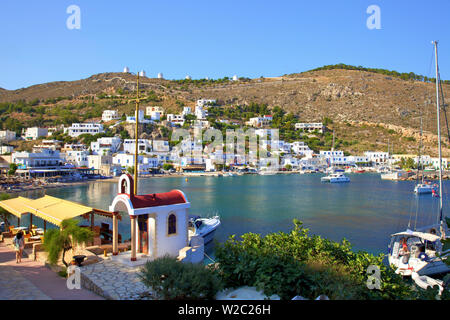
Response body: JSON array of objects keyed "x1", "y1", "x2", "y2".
[{"x1": 0, "y1": 242, "x2": 103, "y2": 300}]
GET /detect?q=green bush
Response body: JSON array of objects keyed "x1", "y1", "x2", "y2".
[
  {"x1": 215, "y1": 220, "x2": 431, "y2": 300},
  {"x1": 138, "y1": 256, "x2": 223, "y2": 300}
]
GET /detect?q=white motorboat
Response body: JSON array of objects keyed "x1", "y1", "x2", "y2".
[
  {"x1": 188, "y1": 215, "x2": 221, "y2": 245},
  {"x1": 223, "y1": 172, "x2": 235, "y2": 177},
  {"x1": 388, "y1": 41, "x2": 450, "y2": 277},
  {"x1": 321, "y1": 173, "x2": 350, "y2": 183},
  {"x1": 258, "y1": 170, "x2": 277, "y2": 175},
  {"x1": 414, "y1": 183, "x2": 438, "y2": 194},
  {"x1": 381, "y1": 170, "x2": 408, "y2": 180}
]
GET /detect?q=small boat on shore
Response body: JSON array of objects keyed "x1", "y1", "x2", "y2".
[{"x1": 188, "y1": 215, "x2": 221, "y2": 245}]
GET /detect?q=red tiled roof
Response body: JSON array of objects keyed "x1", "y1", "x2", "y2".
[{"x1": 130, "y1": 190, "x2": 187, "y2": 209}]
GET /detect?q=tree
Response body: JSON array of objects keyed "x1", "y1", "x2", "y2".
[
  {"x1": 43, "y1": 219, "x2": 93, "y2": 267},
  {"x1": 162, "y1": 163, "x2": 174, "y2": 171},
  {"x1": 8, "y1": 163, "x2": 17, "y2": 176},
  {"x1": 126, "y1": 166, "x2": 134, "y2": 175}
]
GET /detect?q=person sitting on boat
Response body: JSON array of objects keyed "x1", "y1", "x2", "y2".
[{"x1": 399, "y1": 238, "x2": 409, "y2": 255}]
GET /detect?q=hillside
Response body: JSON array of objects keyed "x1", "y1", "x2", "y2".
[{"x1": 1, "y1": 68, "x2": 449, "y2": 157}]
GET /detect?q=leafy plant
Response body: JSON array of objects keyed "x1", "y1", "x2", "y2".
[
  {"x1": 138, "y1": 256, "x2": 223, "y2": 300},
  {"x1": 43, "y1": 219, "x2": 93, "y2": 267},
  {"x1": 215, "y1": 220, "x2": 432, "y2": 300}
]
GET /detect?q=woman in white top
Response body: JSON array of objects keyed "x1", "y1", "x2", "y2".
[{"x1": 13, "y1": 231, "x2": 25, "y2": 263}]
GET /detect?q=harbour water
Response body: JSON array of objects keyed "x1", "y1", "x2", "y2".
[{"x1": 19, "y1": 173, "x2": 450, "y2": 255}]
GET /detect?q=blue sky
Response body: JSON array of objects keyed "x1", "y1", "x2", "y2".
[{"x1": 0, "y1": 0, "x2": 449, "y2": 90}]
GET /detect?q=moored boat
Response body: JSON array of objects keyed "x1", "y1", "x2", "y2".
[
  {"x1": 321, "y1": 173, "x2": 350, "y2": 183},
  {"x1": 188, "y1": 215, "x2": 221, "y2": 245}
]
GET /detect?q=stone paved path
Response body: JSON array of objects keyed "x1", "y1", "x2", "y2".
[
  {"x1": 0, "y1": 265, "x2": 50, "y2": 300},
  {"x1": 81, "y1": 259, "x2": 153, "y2": 300},
  {"x1": 0, "y1": 242, "x2": 103, "y2": 300}
]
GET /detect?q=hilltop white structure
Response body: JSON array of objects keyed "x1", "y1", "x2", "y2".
[
  {"x1": 167, "y1": 114, "x2": 185, "y2": 126},
  {"x1": 146, "y1": 106, "x2": 164, "y2": 121},
  {"x1": 126, "y1": 110, "x2": 152, "y2": 124},
  {"x1": 157, "y1": 73, "x2": 164, "y2": 79},
  {"x1": 65, "y1": 123, "x2": 104, "y2": 138},
  {"x1": 123, "y1": 67, "x2": 130, "y2": 73},
  {"x1": 182, "y1": 107, "x2": 192, "y2": 116},
  {"x1": 24, "y1": 127, "x2": 48, "y2": 140},
  {"x1": 139, "y1": 70, "x2": 146, "y2": 77},
  {"x1": 102, "y1": 110, "x2": 120, "y2": 122},
  {"x1": 246, "y1": 115, "x2": 273, "y2": 128},
  {"x1": 0, "y1": 130, "x2": 16, "y2": 142},
  {"x1": 195, "y1": 105, "x2": 208, "y2": 120},
  {"x1": 295, "y1": 122, "x2": 325, "y2": 133}
]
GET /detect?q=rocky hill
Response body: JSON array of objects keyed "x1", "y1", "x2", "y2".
[{"x1": 1, "y1": 68, "x2": 449, "y2": 157}]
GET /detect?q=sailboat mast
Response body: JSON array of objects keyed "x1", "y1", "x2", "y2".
[
  {"x1": 433, "y1": 41, "x2": 444, "y2": 227},
  {"x1": 419, "y1": 115, "x2": 423, "y2": 184}
]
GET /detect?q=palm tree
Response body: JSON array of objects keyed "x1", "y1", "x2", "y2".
[{"x1": 43, "y1": 219, "x2": 93, "y2": 267}]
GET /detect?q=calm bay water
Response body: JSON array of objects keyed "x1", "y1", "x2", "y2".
[{"x1": 19, "y1": 173, "x2": 450, "y2": 255}]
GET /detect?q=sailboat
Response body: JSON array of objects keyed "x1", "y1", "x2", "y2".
[
  {"x1": 388, "y1": 41, "x2": 450, "y2": 276},
  {"x1": 414, "y1": 114, "x2": 438, "y2": 194},
  {"x1": 321, "y1": 130, "x2": 350, "y2": 183}
]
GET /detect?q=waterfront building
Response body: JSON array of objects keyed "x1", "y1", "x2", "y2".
[
  {"x1": 87, "y1": 154, "x2": 120, "y2": 176},
  {"x1": 0, "y1": 130, "x2": 16, "y2": 142},
  {"x1": 295, "y1": 122, "x2": 325, "y2": 133},
  {"x1": 102, "y1": 110, "x2": 120, "y2": 122},
  {"x1": 414, "y1": 155, "x2": 449, "y2": 169},
  {"x1": 346, "y1": 156, "x2": 370, "y2": 165},
  {"x1": 364, "y1": 151, "x2": 389, "y2": 164},
  {"x1": 113, "y1": 154, "x2": 159, "y2": 172},
  {"x1": 65, "y1": 123, "x2": 104, "y2": 137},
  {"x1": 109, "y1": 174, "x2": 203, "y2": 263},
  {"x1": 24, "y1": 127, "x2": 48, "y2": 140},
  {"x1": 291, "y1": 141, "x2": 314, "y2": 158},
  {"x1": 245, "y1": 115, "x2": 273, "y2": 128},
  {"x1": 64, "y1": 149, "x2": 89, "y2": 167},
  {"x1": 123, "y1": 139, "x2": 152, "y2": 155},
  {"x1": 12, "y1": 149, "x2": 64, "y2": 169},
  {"x1": 91, "y1": 137, "x2": 122, "y2": 155},
  {"x1": 282, "y1": 157, "x2": 300, "y2": 168}
]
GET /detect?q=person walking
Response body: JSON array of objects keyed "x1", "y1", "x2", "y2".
[{"x1": 13, "y1": 231, "x2": 25, "y2": 263}]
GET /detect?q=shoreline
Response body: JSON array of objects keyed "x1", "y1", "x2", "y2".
[{"x1": 3, "y1": 170, "x2": 450, "y2": 195}]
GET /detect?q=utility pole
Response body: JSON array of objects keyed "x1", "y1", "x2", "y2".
[{"x1": 134, "y1": 74, "x2": 140, "y2": 195}]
